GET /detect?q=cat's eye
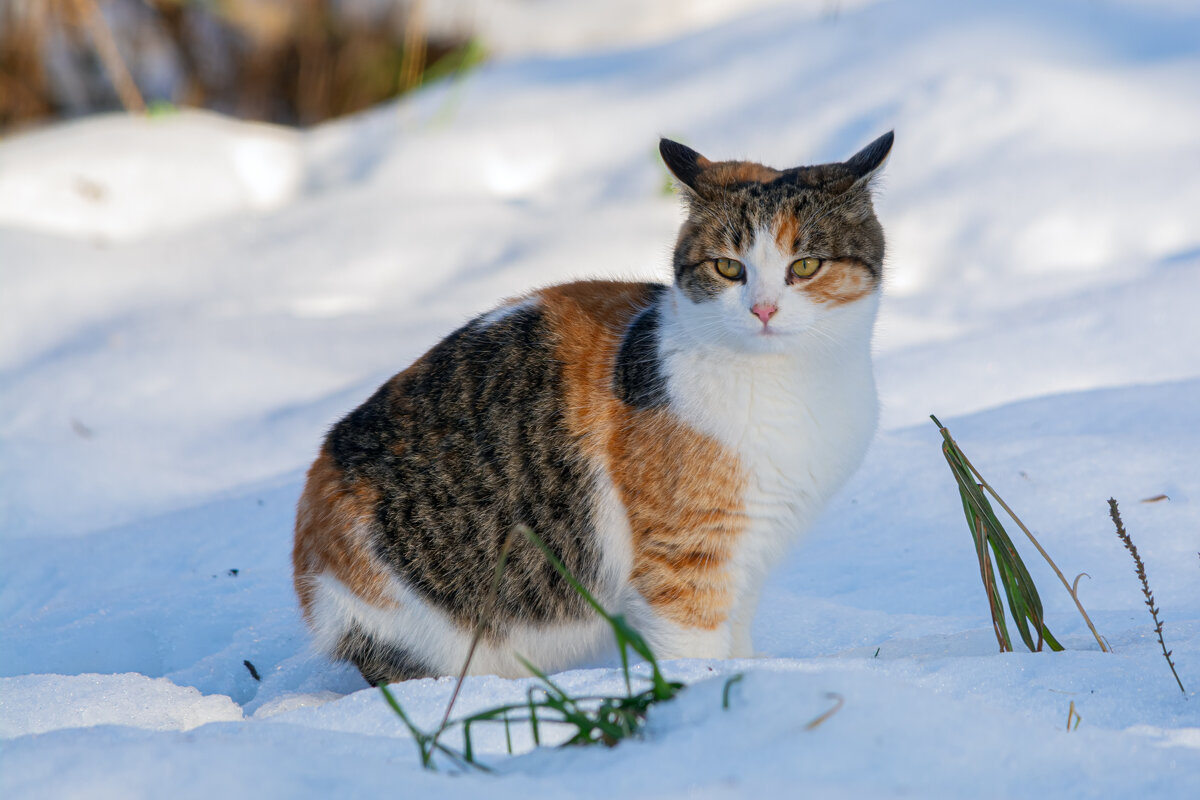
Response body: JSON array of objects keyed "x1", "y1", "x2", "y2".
[
  {"x1": 790, "y1": 257, "x2": 822, "y2": 279},
  {"x1": 714, "y1": 258, "x2": 745, "y2": 281}
]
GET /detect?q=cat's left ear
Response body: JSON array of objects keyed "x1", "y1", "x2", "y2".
[
  {"x1": 660, "y1": 138, "x2": 713, "y2": 195},
  {"x1": 843, "y1": 131, "x2": 894, "y2": 186}
]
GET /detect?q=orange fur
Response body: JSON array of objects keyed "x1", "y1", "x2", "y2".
[
  {"x1": 774, "y1": 212, "x2": 800, "y2": 253},
  {"x1": 539, "y1": 282, "x2": 748, "y2": 630},
  {"x1": 705, "y1": 161, "x2": 781, "y2": 186},
  {"x1": 800, "y1": 260, "x2": 876, "y2": 305},
  {"x1": 293, "y1": 449, "x2": 397, "y2": 618}
]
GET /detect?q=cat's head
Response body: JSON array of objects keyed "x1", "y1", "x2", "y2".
[{"x1": 661, "y1": 132, "x2": 892, "y2": 353}]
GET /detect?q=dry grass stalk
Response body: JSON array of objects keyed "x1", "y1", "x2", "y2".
[
  {"x1": 1066, "y1": 700, "x2": 1081, "y2": 731},
  {"x1": 805, "y1": 693, "x2": 845, "y2": 731},
  {"x1": 71, "y1": 0, "x2": 145, "y2": 113},
  {"x1": 428, "y1": 526, "x2": 520, "y2": 753},
  {"x1": 1108, "y1": 498, "x2": 1186, "y2": 694},
  {"x1": 399, "y1": 0, "x2": 428, "y2": 92}
]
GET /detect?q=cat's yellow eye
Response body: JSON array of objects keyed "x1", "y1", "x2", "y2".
[
  {"x1": 714, "y1": 258, "x2": 744, "y2": 280},
  {"x1": 790, "y1": 257, "x2": 822, "y2": 279}
]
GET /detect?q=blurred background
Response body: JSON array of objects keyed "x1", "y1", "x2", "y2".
[
  {"x1": 0, "y1": 0, "x2": 800, "y2": 132},
  {"x1": 0, "y1": 0, "x2": 483, "y2": 131}
]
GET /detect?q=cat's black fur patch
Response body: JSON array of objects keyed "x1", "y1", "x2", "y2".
[
  {"x1": 335, "y1": 624, "x2": 433, "y2": 685},
  {"x1": 614, "y1": 285, "x2": 668, "y2": 409},
  {"x1": 659, "y1": 139, "x2": 706, "y2": 192},
  {"x1": 325, "y1": 304, "x2": 600, "y2": 635},
  {"x1": 844, "y1": 131, "x2": 894, "y2": 181}
]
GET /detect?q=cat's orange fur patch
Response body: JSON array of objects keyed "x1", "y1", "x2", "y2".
[
  {"x1": 539, "y1": 282, "x2": 748, "y2": 631},
  {"x1": 774, "y1": 212, "x2": 801, "y2": 253},
  {"x1": 706, "y1": 161, "x2": 782, "y2": 186},
  {"x1": 293, "y1": 449, "x2": 397, "y2": 618},
  {"x1": 800, "y1": 260, "x2": 876, "y2": 305}
]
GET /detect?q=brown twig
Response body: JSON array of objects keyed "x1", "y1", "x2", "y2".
[
  {"x1": 1108, "y1": 498, "x2": 1186, "y2": 694},
  {"x1": 805, "y1": 693, "x2": 845, "y2": 731}
]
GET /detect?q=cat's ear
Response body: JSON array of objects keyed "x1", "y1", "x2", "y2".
[
  {"x1": 843, "y1": 131, "x2": 894, "y2": 186},
  {"x1": 660, "y1": 138, "x2": 713, "y2": 194}
]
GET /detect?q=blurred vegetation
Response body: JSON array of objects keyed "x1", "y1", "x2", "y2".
[{"x1": 0, "y1": 0, "x2": 484, "y2": 132}]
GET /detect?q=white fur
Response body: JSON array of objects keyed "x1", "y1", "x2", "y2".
[
  {"x1": 624, "y1": 590, "x2": 733, "y2": 659},
  {"x1": 588, "y1": 467, "x2": 638, "y2": 606},
  {"x1": 308, "y1": 571, "x2": 616, "y2": 678},
  {"x1": 477, "y1": 295, "x2": 540, "y2": 328}
]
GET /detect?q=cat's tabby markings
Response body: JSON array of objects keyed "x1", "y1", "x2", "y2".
[{"x1": 294, "y1": 132, "x2": 894, "y2": 684}]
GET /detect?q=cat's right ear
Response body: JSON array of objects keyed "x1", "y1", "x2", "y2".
[
  {"x1": 843, "y1": 131, "x2": 894, "y2": 186},
  {"x1": 660, "y1": 138, "x2": 712, "y2": 195}
]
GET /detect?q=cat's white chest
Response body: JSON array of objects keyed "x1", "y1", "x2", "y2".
[
  {"x1": 668, "y1": 347, "x2": 876, "y2": 516},
  {"x1": 660, "y1": 313, "x2": 879, "y2": 588}
]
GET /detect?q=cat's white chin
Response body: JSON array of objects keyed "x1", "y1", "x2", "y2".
[
  {"x1": 733, "y1": 327, "x2": 800, "y2": 353},
  {"x1": 715, "y1": 317, "x2": 831, "y2": 354}
]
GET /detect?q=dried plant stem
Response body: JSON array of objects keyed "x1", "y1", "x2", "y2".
[
  {"x1": 939, "y1": 421, "x2": 1109, "y2": 653},
  {"x1": 974, "y1": 515, "x2": 1009, "y2": 651},
  {"x1": 399, "y1": 0, "x2": 427, "y2": 92},
  {"x1": 1108, "y1": 498, "x2": 1186, "y2": 694},
  {"x1": 72, "y1": 0, "x2": 146, "y2": 113},
  {"x1": 805, "y1": 693, "x2": 845, "y2": 731},
  {"x1": 429, "y1": 527, "x2": 521, "y2": 753}
]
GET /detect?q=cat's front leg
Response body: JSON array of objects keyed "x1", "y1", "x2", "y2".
[
  {"x1": 623, "y1": 594, "x2": 734, "y2": 660},
  {"x1": 729, "y1": 582, "x2": 764, "y2": 658}
]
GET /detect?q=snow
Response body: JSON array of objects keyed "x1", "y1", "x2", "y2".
[
  {"x1": 0, "y1": 112, "x2": 303, "y2": 242},
  {"x1": 0, "y1": 673, "x2": 243, "y2": 738},
  {"x1": 2, "y1": 0, "x2": 1199, "y2": 796}
]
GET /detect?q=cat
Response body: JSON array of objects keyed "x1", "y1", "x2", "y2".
[{"x1": 293, "y1": 131, "x2": 894, "y2": 685}]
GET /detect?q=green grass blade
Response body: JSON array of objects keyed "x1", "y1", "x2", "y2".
[
  {"x1": 935, "y1": 417, "x2": 1066, "y2": 653},
  {"x1": 518, "y1": 526, "x2": 612, "y2": 621},
  {"x1": 378, "y1": 683, "x2": 436, "y2": 768},
  {"x1": 974, "y1": 487, "x2": 1061, "y2": 651},
  {"x1": 380, "y1": 525, "x2": 695, "y2": 771},
  {"x1": 723, "y1": 674, "x2": 744, "y2": 709},
  {"x1": 516, "y1": 653, "x2": 573, "y2": 702},
  {"x1": 618, "y1": 629, "x2": 633, "y2": 696},
  {"x1": 959, "y1": 483, "x2": 1011, "y2": 650},
  {"x1": 528, "y1": 690, "x2": 541, "y2": 746},
  {"x1": 462, "y1": 720, "x2": 474, "y2": 763},
  {"x1": 934, "y1": 415, "x2": 1104, "y2": 652},
  {"x1": 519, "y1": 526, "x2": 679, "y2": 697}
]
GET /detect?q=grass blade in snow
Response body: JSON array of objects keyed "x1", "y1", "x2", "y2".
[
  {"x1": 933, "y1": 416, "x2": 1063, "y2": 652},
  {"x1": 379, "y1": 525, "x2": 685, "y2": 771}
]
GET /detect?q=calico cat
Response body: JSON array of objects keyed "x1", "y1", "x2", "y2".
[{"x1": 293, "y1": 131, "x2": 893, "y2": 685}]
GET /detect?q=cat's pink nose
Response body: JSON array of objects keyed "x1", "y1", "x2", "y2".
[{"x1": 751, "y1": 303, "x2": 778, "y2": 325}]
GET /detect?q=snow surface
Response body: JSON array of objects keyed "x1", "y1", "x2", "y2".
[{"x1": 2, "y1": 0, "x2": 1199, "y2": 796}]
